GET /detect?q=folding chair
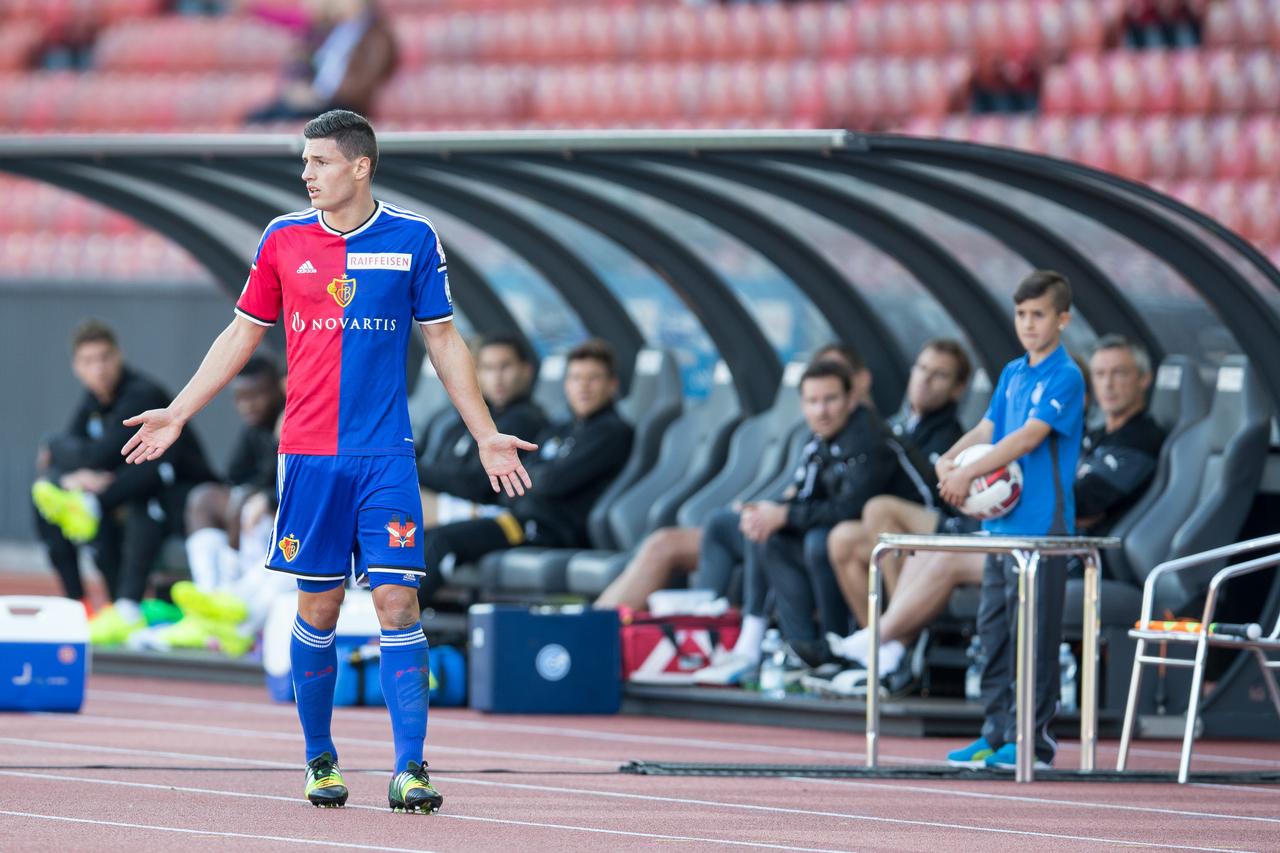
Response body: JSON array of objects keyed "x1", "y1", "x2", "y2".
[{"x1": 1117, "y1": 531, "x2": 1280, "y2": 782}]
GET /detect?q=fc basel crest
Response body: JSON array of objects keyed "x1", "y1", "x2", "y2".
[
  {"x1": 279, "y1": 534, "x2": 301, "y2": 562},
  {"x1": 386, "y1": 515, "x2": 416, "y2": 548},
  {"x1": 326, "y1": 275, "x2": 356, "y2": 308}
]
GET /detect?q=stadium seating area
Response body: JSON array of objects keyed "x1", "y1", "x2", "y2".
[{"x1": 0, "y1": 0, "x2": 1275, "y2": 277}]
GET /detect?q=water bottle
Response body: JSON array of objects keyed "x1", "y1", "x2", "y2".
[
  {"x1": 964, "y1": 636, "x2": 984, "y2": 702},
  {"x1": 758, "y1": 628, "x2": 788, "y2": 700},
  {"x1": 1059, "y1": 642, "x2": 1078, "y2": 714}
]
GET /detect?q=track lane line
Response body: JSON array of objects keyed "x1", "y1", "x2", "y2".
[
  {"x1": 0, "y1": 736, "x2": 1252, "y2": 852},
  {"x1": 85, "y1": 687, "x2": 1280, "y2": 770},
  {"x1": 24, "y1": 712, "x2": 1280, "y2": 825},
  {"x1": 0, "y1": 770, "x2": 852, "y2": 853},
  {"x1": 0, "y1": 810, "x2": 437, "y2": 853},
  {"x1": 788, "y1": 776, "x2": 1280, "y2": 825}
]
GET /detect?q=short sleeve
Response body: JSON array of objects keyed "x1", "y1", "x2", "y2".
[
  {"x1": 983, "y1": 365, "x2": 1011, "y2": 433},
  {"x1": 235, "y1": 229, "x2": 283, "y2": 327},
  {"x1": 413, "y1": 228, "x2": 453, "y2": 325},
  {"x1": 1027, "y1": 365, "x2": 1085, "y2": 435}
]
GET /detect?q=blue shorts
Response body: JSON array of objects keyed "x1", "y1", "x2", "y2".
[{"x1": 266, "y1": 453, "x2": 424, "y2": 591}]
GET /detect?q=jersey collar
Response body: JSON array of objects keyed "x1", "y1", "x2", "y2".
[{"x1": 318, "y1": 201, "x2": 383, "y2": 239}]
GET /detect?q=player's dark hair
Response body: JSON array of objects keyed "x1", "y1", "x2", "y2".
[
  {"x1": 921, "y1": 338, "x2": 972, "y2": 388},
  {"x1": 70, "y1": 318, "x2": 117, "y2": 353},
  {"x1": 566, "y1": 338, "x2": 616, "y2": 377},
  {"x1": 237, "y1": 354, "x2": 281, "y2": 382},
  {"x1": 1013, "y1": 269, "x2": 1072, "y2": 313},
  {"x1": 1092, "y1": 333, "x2": 1152, "y2": 377},
  {"x1": 800, "y1": 359, "x2": 853, "y2": 393},
  {"x1": 303, "y1": 109, "x2": 378, "y2": 177},
  {"x1": 478, "y1": 333, "x2": 534, "y2": 366},
  {"x1": 811, "y1": 342, "x2": 865, "y2": 374}
]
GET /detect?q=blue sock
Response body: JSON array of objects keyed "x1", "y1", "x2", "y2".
[
  {"x1": 379, "y1": 624, "x2": 430, "y2": 773},
  {"x1": 290, "y1": 614, "x2": 337, "y2": 763}
]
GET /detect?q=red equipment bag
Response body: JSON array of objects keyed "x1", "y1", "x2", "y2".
[{"x1": 619, "y1": 608, "x2": 741, "y2": 685}]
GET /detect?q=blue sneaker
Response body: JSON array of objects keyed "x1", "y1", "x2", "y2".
[
  {"x1": 946, "y1": 737, "x2": 995, "y2": 768},
  {"x1": 983, "y1": 742, "x2": 1052, "y2": 770}
]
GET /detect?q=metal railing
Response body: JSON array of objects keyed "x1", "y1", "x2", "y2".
[{"x1": 866, "y1": 533, "x2": 1121, "y2": 783}]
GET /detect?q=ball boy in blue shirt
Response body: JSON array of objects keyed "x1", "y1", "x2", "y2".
[{"x1": 935, "y1": 271, "x2": 1086, "y2": 769}]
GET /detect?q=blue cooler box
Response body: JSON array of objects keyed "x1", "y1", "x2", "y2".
[
  {"x1": 469, "y1": 604, "x2": 620, "y2": 714},
  {"x1": 0, "y1": 596, "x2": 89, "y2": 712}
]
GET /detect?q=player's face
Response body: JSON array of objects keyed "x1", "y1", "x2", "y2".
[
  {"x1": 1090, "y1": 347, "x2": 1149, "y2": 421},
  {"x1": 232, "y1": 373, "x2": 283, "y2": 429},
  {"x1": 1014, "y1": 294, "x2": 1068, "y2": 358},
  {"x1": 476, "y1": 344, "x2": 531, "y2": 409},
  {"x1": 563, "y1": 358, "x2": 616, "y2": 419},
  {"x1": 907, "y1": 346, "x2": 964, "y2": 415},
  {"x1": 300, "y1": 138, "x2": 364, "y2": 212},
  {"x1": 800, "y1": 375, "x2": 852, "y2": 440},
  {"x1": 71, "y1": 340, "x2": 122, "y2": 403}
]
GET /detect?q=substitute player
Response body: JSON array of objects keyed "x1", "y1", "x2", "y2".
[
  {"x1": 120, "y1": 110, "x2": 535, "y2": 813},
  {"x1": 935, "y1": 270, "x2": 1085, "y2": 769}
]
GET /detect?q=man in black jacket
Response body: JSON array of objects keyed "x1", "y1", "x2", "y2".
[
  {"x1": 32, "y1": 320, "x2": 215, "y2": 641},
  {"x1": 417, "y1": 339, "x2": 632, "y2": 605},
  {"x1": 182, "y1": 355, "x2": 285, "y2": 592},
  {"x1": 826, "y1": 339, "x2": 972, "y2": 626},
  {"x1": 696, "y1": 359, "x2": 931, "y2": 681},
  {"x1": 418, "y1": 334, "x2": 548, "y2": 523}
]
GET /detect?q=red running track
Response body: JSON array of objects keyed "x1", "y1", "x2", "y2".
[{"x1": 1, "y1": 674, "x2": 1278, "y2": 852}]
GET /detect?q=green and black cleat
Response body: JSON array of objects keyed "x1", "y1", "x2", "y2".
[
  {"x1": 388, "y1": 760, "x2": 444, "y2": 814},
  {"x1": 304, "y1": 751, "x2": 349, "y2": 808}
]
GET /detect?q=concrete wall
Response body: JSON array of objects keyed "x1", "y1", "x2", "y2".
[{"x1": 0, "y1": 284, "x2": 243, "y2": 542}]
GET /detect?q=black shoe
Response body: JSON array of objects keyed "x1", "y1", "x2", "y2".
[
  {"x1": 388, "y1": 760, "x2": 444, "y2": 814},
  {"x1": 304, "y1": 752, "x2": 348, "y2": 808}
]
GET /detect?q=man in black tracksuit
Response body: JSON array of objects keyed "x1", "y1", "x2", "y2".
[
  {"x1": 417, "y1": 339, "x2": 632, "y2": 604},
  {"x1": 747, "y1": 360, "x2": 933, "y2": 666},
  {"x1": 418, "y1": 335, "x2": 548, "y2": 514},
  {"x1": 33, "y1": 320, "x2": 215, "y2": 611},
  {"x1": 1074, "y1": 334, "x2": 1167, "y2": 545}
]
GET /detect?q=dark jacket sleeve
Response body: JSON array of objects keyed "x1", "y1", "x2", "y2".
[
  {"x1": 785, "y1": 443, "x2": 900, "y2": 531},
  {"x1": 525, "y1": 418, "x2": 633, "y2": 499},
  {"x1": 225, "y1": 428, "x2": 258, "y2": 486},
  {"x1": 418, "y1": 420, "x2": 489, "y2": 502},
  {"x1": 46, "y1": 378, "x2": 168, "y2": 471},
  {"x1": 1075, "y1": 445, "x2": 1158, "y2": 520}
]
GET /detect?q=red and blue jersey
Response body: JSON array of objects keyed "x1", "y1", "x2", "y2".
[{"x1": 235, "y1": 201, "x2": 452, "y2": 457}]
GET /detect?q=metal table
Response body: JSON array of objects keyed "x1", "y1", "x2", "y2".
[{"x1": 866, "y1": 533, "x2": 1121, "y2": 782}]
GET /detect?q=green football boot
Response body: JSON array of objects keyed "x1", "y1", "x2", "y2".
[
  {"x1": 32, "y1": 480, "x2": 99, "y2": 543},
  {"x1": 304, "y1": 752, "x2": 348, "y2": 808},
  {"x1": 388, "y1": 760, "x2": 443, "y2": 814}
]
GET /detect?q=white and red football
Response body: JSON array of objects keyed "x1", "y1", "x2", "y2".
[{"x1": 952, "y1": 443, "x2": 1023, "y2": 520}]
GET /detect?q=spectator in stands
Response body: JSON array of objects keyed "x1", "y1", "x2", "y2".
[
  {"x1": 246, "y1": 0, "x2": 396, "y2": 124},
  {"x1": 825, "y1": 335, "x2": 1164, "y2": 697},
  {"x1": 593, "y1": 342, "x2": 868, "y2": 612},
  {"x1": 418, "y1": 334, "x2": 548, "y2": 526},
  {"x1": 825, "y1": 339, "x2": 972, "y2": 629},
  {"x1": 32, "y1": 320, "x2": 215, "y2": 642},
  {"x1": 416, "y1": 339, "x2": 633, "y2": 606},
  {"x1": 183, "y1": 355, "x2": 284, "y2": 592}
]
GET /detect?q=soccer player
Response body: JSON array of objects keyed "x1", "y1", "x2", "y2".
[
  {"x1": 120, "y1": 110, "x2": 535, "y2": 813},
  {"x1": 936, "y1": 270, "x2": 1085, "y2": 770}
]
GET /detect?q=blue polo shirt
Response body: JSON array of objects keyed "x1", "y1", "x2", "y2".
[{"x1": 982, "y1": 344, "x2": 1085, "y2": 536}]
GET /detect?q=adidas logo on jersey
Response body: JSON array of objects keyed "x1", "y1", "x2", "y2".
[{"x1": 297, "y1": 260, "x2": 318, "y2": 274}]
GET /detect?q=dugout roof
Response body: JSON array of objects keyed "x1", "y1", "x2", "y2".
[{"x1": 2, "y1": 130, "x2": 1277, "y2": 412}]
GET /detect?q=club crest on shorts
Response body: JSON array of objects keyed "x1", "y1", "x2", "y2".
[
  {"x1": 279, "y1": 534, "x2": 301, "y2": 562},
  {"x1": 326, "y1": 275, "x2": 356, "y2": 308},
  {"x1": 386, "y1": 515, "x2": 416, "y2": 548}
]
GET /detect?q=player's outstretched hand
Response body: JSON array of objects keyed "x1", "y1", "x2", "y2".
[
  {"x1": 121, "y1": 408, "x2": 184, "y2": 465},
  {"x1": 479, "y1": 433, "x2": 538, "y2": 497}
]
